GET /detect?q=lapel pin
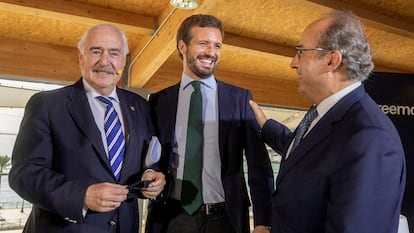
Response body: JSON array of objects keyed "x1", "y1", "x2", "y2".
[{"x1": 130, "y1": 106, "x2": 135, "y2": 111}]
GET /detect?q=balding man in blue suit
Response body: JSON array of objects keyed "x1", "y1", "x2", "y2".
[{"x1": 249, "y1": 11, "x2": 405, "y2": 233}]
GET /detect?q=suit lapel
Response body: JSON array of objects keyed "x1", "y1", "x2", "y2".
[
  {"x1": 217, "y1": 81, "x2": 234, "y2": 158},
  {"x1": 277, "y1": 122, "x2": 331, "y2": 184},
  {"x1": 117, "y1": 91, "x2": 134, "y2": 173},
  {"x1": 165, "y1": 81, "x2": 231, "y2": 149},
  {"x1": 277, "y1": 86, "x2": 366, "y2": 185},
  {"x1": 66, "y1": 80, "x2": 109, "y2": 170},
  {"x1": 163, "y1": 84, "x2": 180, "y2": 144},
  {"x1": 155, "y1": 84, "x2": 180, "y2": 173},
  {"x1": 118, "y1": 95, "x2": 131, "y2": 147},
  {"x1": 161, "y1": 80, "x2": 234, "y2": 164}
]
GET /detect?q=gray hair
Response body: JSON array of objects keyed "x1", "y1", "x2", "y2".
[
  {"x1": 77, "y1": 24, "x2": 129, "y2": 55},
  {"x1": 318, "y1": 11, "x2": 374, "y2": 81}
]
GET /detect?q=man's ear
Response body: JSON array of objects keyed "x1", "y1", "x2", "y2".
[
  {"x1": 177, "y1": 40, "x2": 186, "y2": 55},
  {"x1": 327, "y1": 50, "x2": 342, "y2": 72},
  {"x1": 78, "y1": 49, "x2": 83, "y2": 60}
]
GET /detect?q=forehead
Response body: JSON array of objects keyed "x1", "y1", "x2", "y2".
[
  {"x1": 190, "y1": 26, "x2": 223, "y2": 42},
  {"x1": 300, "y1": 18, "x2": 331, "y2": 46},
  {"x1": 86, "y1": 26, "x2": 123, "y2": 49}
]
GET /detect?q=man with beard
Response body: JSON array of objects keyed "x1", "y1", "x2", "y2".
[
  {"x1": 9, "y1": 24, "x2": 165, "y2": 233},
  {"x1": 145, "y1": 14, "x2": 274, "y2": 233}
]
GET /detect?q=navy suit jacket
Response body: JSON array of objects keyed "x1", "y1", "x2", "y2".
[
  {"x1": 9, "y1": 79, "x2": 154, "y2": 233},
  {"x1": 146, "y1": 80, "x2": 274, "y2": 233},
  {"x1": 262, "y1": 85, "x2": 406, "y2": 233}
]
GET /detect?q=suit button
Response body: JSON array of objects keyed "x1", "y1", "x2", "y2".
[{"x1": 64, "y1": 217, "x2": 77, "y2": 223}]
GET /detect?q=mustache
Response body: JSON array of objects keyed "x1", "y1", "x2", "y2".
[{"x1": 92, "y1": 66, "x2": 116, "y2": 75}]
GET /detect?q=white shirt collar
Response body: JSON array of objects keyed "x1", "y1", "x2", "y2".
[
  {"x1": 316, "y1": 81, "x2": 361, "y2": 118},
  {"x1": 181, "y1": 73, "x2": 216, "y2": 90},
  {"x1": 82, "y1": 78, "x2": 120, "y2": 102}
]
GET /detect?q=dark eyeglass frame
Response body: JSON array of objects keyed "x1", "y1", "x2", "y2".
[{"x1": 295, "y1": 46, "x2": 329, "y2": 58}]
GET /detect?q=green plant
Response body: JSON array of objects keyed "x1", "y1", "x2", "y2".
[{"x1": 0, "y1": 155, "x2": 11, "y2": 174}]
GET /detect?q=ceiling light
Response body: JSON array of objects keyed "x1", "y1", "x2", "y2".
[{"x1": 170, "y1": 0, "x2": 198, "y2": 9}]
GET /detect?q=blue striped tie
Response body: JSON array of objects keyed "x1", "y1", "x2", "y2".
[
  {"x1": 291, "y1": 105, "x2": 318, "y2": 152},
  {"x1": 97, "y1": 96, "x2": 125, "y2": 181}
]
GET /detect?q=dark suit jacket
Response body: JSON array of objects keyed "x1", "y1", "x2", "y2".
[
  {"x1": 146, "y1": 80, "x2": 274, "y2": 233},
  {"x1": 9, "y1": 79, "x2": 154, "y2": 233},
  {"x1": 262, "y1": 85, "x2": 406, "y2": 233}
]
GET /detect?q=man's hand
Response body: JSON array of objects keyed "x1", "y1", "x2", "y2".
[
  {"x1": 249, "y1": 100, "x2": 268, "y2": 129},
  {"x1": 141, "y1": 171, "x2": 166, "y2": 199},
  {"x1": 84, "y1": 182, "x2": 128, "y2": 212},
  {"x1": 253, "y1": 225, "x2": 271, "y2": 233}
]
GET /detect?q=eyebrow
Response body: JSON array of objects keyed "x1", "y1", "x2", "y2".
[{"x1": 89, "y1": 46, "x2": 122, "y2": 52}]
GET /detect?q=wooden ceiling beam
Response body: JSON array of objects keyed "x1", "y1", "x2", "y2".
[
  {"x1": 214, "y1": 69, "x2": 311, "y2": 109},
  {"x1": 1, "y1": 0, "x2": 410, "y2": 96},
  {"x1": 0, "y1": 0, "x2": 154, "y2": 33},
  {"x1": 306, "y1": 0, "x2": 414, "y2": 38},
  {"x1": 224, "y1": 33, "x2": 296, "y2": 57},
  {"x1": 223, "y1": 34, "x2": 409, "y2": 74},
  {"x1": 0, "y1": 31, "x2": 402, "y2": 90},
  {"x1": 0, "y1": 37, "x2": 78, "y2": 83}
]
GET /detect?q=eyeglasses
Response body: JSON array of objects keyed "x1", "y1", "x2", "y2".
[{"x1": 295, "y1": 46, "x2": 328, "y2": 58}]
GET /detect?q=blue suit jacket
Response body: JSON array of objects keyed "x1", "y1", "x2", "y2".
[
  {"x1": 262, "y1": 85, "x2": 406, "y2": 233},
  {"x1": 146, "y1": 80, "x2": 274, "y2": 233},
  {"x1": 9, "y1": 79, "x2": 154, "y2": 233}
]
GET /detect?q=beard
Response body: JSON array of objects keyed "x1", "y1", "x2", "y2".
[{"x1": 186, "y1": 54, "x2": 217, "y2": 79}]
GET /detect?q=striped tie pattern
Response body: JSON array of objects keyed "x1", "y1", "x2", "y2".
[
  {"x1": 97, "y1": 96, "x2": 125, "y2": 181},
  {"x1": 291, "y1": 105, "x2": 318, "y2": 152}
]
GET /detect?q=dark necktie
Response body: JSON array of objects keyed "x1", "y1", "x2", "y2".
[
  {"x1": 290, "y1": 105, "x2": 318, "y2": 152},
  {"x1": 181, "y1": 81, "x2": 203, "y2": 215},
  {"x1": 97, "y1": 96, "x2": 125, "y2": 181}
]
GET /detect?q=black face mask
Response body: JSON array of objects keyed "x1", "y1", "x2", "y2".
[{"x1": 127, "y1": 180, "x2": 153, "y2": 199}]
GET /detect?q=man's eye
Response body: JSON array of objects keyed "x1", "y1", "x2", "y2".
[
  {"x1": 110, "y1": 51, "x2": 121, "y2": 57},
  {"x1": 91, "y1": 49, "x2": 103, "y2": 56}
]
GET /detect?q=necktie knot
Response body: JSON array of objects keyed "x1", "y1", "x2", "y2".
[
  {"x1": 97, "y1": 96, "x2": 114, "y2": 107},
  {"x1": 191, "y1": 81, "x2": 201, "y2": 91},
  {"x1": 304, "y1": 105, "x2": 318, "y2": 123},
  {"x1": 290, "y1": 105, "x2": 318, "y2": 154}
]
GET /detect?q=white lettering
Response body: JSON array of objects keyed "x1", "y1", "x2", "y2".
[{"x1": 379, "y1": 105, "x2": 414, "y2": 116}]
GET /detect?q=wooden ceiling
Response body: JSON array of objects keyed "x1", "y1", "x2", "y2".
[{"x1": 1, "y1": 0, "x2": 413, "y2": 110}]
